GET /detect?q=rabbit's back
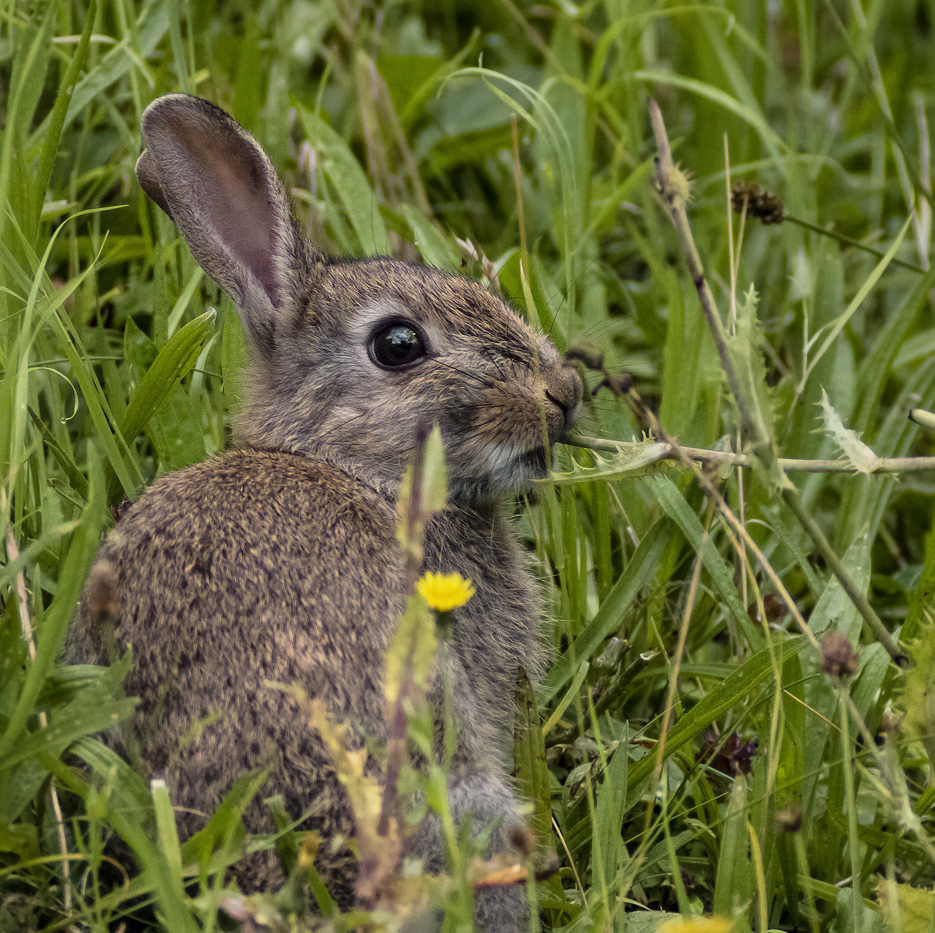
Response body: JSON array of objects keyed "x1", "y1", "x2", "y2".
[
  {"x1": 69, "y1": 450, "x2": 407, "y2": 889},
  {"x1": 74, "y1": 448, "x2": 406, "y2": 712}
]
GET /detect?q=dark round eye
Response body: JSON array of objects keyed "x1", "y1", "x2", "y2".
[{"x1": 369, "y1": 321, "x2": 426, "y2": 368}]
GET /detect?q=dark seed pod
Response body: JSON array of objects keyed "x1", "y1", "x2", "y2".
[
  {"x1": 731, "y1": 182, "x2": 785, "y2": 225},
  {"x1": 596, "y1": 371, "x2": 632, "y2": 397},
  {"x1": 775, "y1": 806, "x2": 802, "y2": 834},
  {"x1": 822, "y1": 631, "x2": 859, "y2": 679},
  {"x1": 565, "y1": 341, "x2": 605, "y2": 371}
]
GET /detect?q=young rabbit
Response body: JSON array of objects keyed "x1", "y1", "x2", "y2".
[{"x1": 68, "y1": 94, "x2": 581, "y2": 930}]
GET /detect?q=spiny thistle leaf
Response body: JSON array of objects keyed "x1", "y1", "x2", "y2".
[
  {"x1": 818, "y1": 388, "x2": 881, "y2": 474},
  {"x1": 877, "y1": 879, "x2": 935, "y2": 933},
  {"x1": 724, "y1": 285, "x2": 792, "y2": 490},
  {"x1": 543, "y1": 439, "x2": 671, "y2": 485},
  {"x1": 669, "y1": 161, "x2": 693, "y2": 205}
]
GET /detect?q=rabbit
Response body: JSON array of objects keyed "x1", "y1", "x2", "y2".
[{"x1": 67, "y1": 94, "x2": 581, "y2": 931}]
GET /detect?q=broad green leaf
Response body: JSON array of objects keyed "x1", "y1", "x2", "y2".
[
  {"x1": 805, "y1": 217, "x2": 912, "y2": 385},
  {"x1": 377, "y1": 54, "x2": 444, "y2": 121},
  {"x1": 34, "y1": 1, "x2": 98, "y2": 212},
  {"x1": 0, "y1": 4, "x2": 54, "y2": 252},
  {"x1": 400, "y1": 204, "x2": 460, "y2": 273},
  {"x1": 221, "y1": 302, "x2": 248, "y2": 418},
  {"x1": 634, "y1": 69, "x2": 788, "y2": 161},
  {"x1": 0, "y1": 695, "x2": 137, "y2": 776},
  {"x1": 295, "y1": 104, "x2": 389, "y2": 256},
  {"x1": 646, "y1": 474, "x2": 760, "y2": 646},
  {"x1": 851, "y1": 270, "x2": 935, "y2": 432},
  {"x1": 877, "y1": 880, "x2": 935, "y2": 933},
  {"x1": 151, "y1": 779, "x2": 184, "y2": 881},
  {"x1": 0, "y1": 455, "x2": 106, "y2": 764},
  {"x1": 28, "y1": 0, "x2": 170, "y2": 148},
  {"x1": 0, "y1": 818, "x2": 39, "y2": 859},
  {"x1": 120, "y1": 308, "x2": 216, "y2": 442},
  {"x1": 591, "y1": 732, "x2": 629, "y2": 907},
  {"x1": 71, "y1": 737, "x2": 153, "y2": 815},
  {"x1": 712, "y1": 776, "x2": 752, "y2": 914}
]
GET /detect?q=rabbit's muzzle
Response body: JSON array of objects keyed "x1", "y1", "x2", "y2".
[
  {"x1": 544, "y1": 361, "x2": 583, "y2": 439},
  {"x1": 532, "y1": 348, "x2": 582, "y2": 453}
]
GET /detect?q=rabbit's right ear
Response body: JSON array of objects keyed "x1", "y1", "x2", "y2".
[{"x1": 136, "y1": 94, "x2": 308, "y2": 352}]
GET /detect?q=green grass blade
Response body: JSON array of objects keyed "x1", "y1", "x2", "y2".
[
  {"x1": 541, "y1": 519, "x2": 671, "y2": 704},
  {"x1": 120, "y1": 307, "x2": 216, "y2": 442},
  {"x1": 294, "y1": 103, "x2": 390, "y2": 256},
  {"x1": 625, "y1": 636, "x2": 808, "y2": 808}
]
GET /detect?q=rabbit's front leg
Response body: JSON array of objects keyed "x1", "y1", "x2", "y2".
[{"x1": 410, "y1": 772, "x2": 529, "y2": 933}]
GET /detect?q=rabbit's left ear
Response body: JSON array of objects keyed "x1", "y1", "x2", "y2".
[{"x1": 136, "y1": 94, "x2": 307, "y2": 352}]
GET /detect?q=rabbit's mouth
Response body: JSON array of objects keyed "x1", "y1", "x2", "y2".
[{"x1": 519, "y1": 445, "x2": 549, "y2": 476}]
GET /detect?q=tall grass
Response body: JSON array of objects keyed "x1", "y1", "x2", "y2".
[{"x1": 2, "y1": 1, "x2": 934, "y2": 930}]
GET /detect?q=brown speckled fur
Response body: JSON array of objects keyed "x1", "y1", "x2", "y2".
[{"x1": 67, "y1": 95, "x2": 581, "y2": 931}]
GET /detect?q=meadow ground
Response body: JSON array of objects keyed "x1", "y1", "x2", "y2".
[{"x1": 2, "y1": 1, "x2": 935, "y2": 930}]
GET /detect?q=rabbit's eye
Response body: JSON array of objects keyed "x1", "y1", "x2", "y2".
[{"x1": 369, "y1": 321, "x2": 426, "y2": 368}]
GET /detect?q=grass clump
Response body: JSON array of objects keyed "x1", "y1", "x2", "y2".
[{"x1": 2, "y1": 1, "x2": 935, "y2": 930}]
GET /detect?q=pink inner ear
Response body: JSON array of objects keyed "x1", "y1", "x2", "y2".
[{"x1": 176, "y1": 120, "x2": 280, "y2": 307}]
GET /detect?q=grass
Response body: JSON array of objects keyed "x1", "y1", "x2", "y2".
[{"x1": 2, "y1": 0, "x2": 935, "y2": 930}]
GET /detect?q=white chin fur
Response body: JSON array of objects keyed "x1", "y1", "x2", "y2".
[{"x1": 471, "y1": 442, "x2": 547, "y2": 494}]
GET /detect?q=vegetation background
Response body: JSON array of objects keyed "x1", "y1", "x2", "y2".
[{"x1": 2, "y1": 0, "x2": 935, "y2": 930}]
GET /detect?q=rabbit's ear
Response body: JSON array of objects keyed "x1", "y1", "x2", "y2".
[{"x1": 136, "y1": 94, "x2": 306, "y2": 350}]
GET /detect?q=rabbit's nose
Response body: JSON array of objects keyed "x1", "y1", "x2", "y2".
[{"x1": 545, "y1": 363, "x2": 583, "y2": 427}]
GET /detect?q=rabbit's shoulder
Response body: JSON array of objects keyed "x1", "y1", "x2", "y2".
[
  {"x1": 75, "y1": 450, "x2": 408, "y2": 669},
  {"x1": 109, "y1": 447, "x2": 398, "y2": 556}
]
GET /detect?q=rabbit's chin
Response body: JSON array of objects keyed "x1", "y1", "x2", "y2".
[{"x1": 448, "y1": 441, "x2": 552, "y2": 501}]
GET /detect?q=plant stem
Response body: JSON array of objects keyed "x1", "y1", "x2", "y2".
[
  {"x1": 648, "y1": 98, "x2": 908, "y2": 668},
  {"x1": 565, "y1": 433, "x2": 935, "y2": 475},
  {"x1": 838, "y1": 690, "x2": 863, "y2": 933},
  {"x1": 782, "y1": 490, "x2": 906, "y2": 664},
  {"x1": 5, "y1": 528, "x2": 72, "y2": 911},
  {"x1": 649, "y1": 101, "x2": 766, "y2": 448},
  {"x1": 783, "y1": 214, "x2": 928, "y2": 274}
]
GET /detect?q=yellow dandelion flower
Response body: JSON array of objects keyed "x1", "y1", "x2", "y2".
[
  {"x1": 417, "y1": 571, "x2": 475, "y2": 612},
  {"x1": 657, "y1": 917, "x2": 734, "y2": 933}
]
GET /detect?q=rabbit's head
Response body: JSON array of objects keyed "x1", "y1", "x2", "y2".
[{"x1": 137, "y1": 95, "x2": 581, "y2": 498}]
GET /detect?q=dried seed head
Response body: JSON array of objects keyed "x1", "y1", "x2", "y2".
[
  {"x1": 86, "y1": 560, "x2": 120, "y2": 621},
  {"x1": 747, "y1": 592, "x2": 786, "y2": 623},
  {"x1": 731, "y1": 182, "x2": 785, "y2": 225},
  {"x1": 565, "y1": 341, "x2": 605, "y2": 371},
  {"x1": 534, "y1": 850, "x2": 561, "y2": 880},
  {"x1": 596, "y1": 371, "x2": 632, "y2": 397},
  {"x1": 775, "y1": 806, "x2": 802, "y2": 834},
  {"x1": 878, "y1": 712, "x2": 901, "y2": 738},
  {"x1": 822, "y1": 631, "x2": 859, "y2": 679},
  {"x1": 699, "y1": 729, "x2": 759, "y2": 777},
  {"x1": 507, "y1": 823, "x2": 539, "y2": 860},
  {"x1": 109, "y1": 496, "x2": 133, "y2": 523}
]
